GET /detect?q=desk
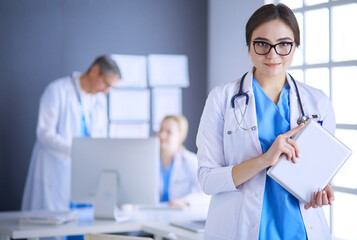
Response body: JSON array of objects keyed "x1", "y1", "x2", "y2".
[{"x1": 0, "y1": 207, "x2": 205, "y2": 240}]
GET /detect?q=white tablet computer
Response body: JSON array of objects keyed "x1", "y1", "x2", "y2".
[{"x1": 267, "y1": 120, "x2": 352, "y2": 203}]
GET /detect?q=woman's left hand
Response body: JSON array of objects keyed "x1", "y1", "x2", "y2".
[{"x1": 304, "y1": 184, "x2": 335, "y2": 210}]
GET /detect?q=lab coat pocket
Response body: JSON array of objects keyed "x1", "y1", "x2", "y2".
[
  {"x1": 223, "y1": 128, "x2": 257, "y2": 166},
  {"x1": 34, "y1": 142, "x2": 70, "y2": 188},
  {"x1": 204, "y1": 191, "x2": 242, "y2": 239}
]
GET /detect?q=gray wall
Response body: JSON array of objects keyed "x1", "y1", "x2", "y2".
[
  {"x1": 208, "y1": 0, "x2": 264, "y2": 91},
  {"x1": 0, "y1": 0, "x2": 207, "y2": 211}
]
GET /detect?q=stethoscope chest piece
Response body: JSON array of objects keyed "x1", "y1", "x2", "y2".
[{"x1": 297, "y1": 115, "x2": 309, "y2": 125}]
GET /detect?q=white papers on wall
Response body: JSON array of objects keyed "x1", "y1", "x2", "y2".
[
  {"x1": 148, "y1": 54, "x2": 189, "y2": 87},
  {"x1": 109, "y1": 89, "x2": 150, "y2": 121},
  {"x1": 109, "y1": 123, "x2": 150, "y2": 138},
  {"x1": 111, "y1": 54, "x2": 147, "y2": 88},
  {"x1": 152, "y1": 88, "x2": 182, "y2": 132},
  {"x1": 108, "y1": 53, "x2": 189, "y2": 138}
]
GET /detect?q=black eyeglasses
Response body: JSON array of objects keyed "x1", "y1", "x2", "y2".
[{"x1": 252, "y1": 41, "x2": 294, "y2": 56}]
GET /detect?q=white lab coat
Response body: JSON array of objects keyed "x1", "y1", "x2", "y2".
[
  {"x1": 196, "y1": 69, "x2": 335, "y2": 240},
  {"x1": 22, "y1": 72, "x2": 107, "y2": 211},
  {"x1": 160, "y1": 148, "x2": 210, "y2": 207}
]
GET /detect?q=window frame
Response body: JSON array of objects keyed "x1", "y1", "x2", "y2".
[{"x1": 269, "y1": 0, "x2": 357, "y2": 237}]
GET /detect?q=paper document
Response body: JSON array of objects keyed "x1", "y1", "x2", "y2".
[
  {"x1": 19, "y1": 210, "x2": 76, "y2": 225},
  {"x1": 139, "y1": 202, "x2": 183, "y2": 211},
  {"x1": 109, "y1": 123, "x2": 149, "y2": 138},
  {"x1": 170, "y1": 219, "x2": 206, "y2": 233},
  {"x1": 152, "y1": 88, "x2": 182, "y2": 131},
  {"x1": 109, "y1": 89, "x2": 150, "y2": 121},
  {"x1": 110, "y1": 54, "x2": 147, "y2": 88},
  {"x1": 267, "y1": 119, "x2": 352, "y2": 203},
  {"x1": 148, "y1": 54, "x2": 189, "y2": 87}
]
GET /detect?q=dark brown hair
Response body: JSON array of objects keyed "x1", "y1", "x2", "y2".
[{"x1": 245, "y1": 4, "x2": 300, "y2": 48}]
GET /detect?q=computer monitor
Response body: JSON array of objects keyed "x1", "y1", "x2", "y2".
[{"x1": 71, "y1": 137, "x2": 159, "y2": 219}]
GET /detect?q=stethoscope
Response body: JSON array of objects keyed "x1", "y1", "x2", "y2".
[{"x1": 229, "y1": 72, "x2": 309, "y2": 133}]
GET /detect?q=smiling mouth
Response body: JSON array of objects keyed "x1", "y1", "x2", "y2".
[{"x1": 265, "y1": 63, "x2": 281, "y2": 67}]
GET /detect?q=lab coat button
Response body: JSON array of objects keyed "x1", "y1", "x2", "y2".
[
  {"x1": 255, "y1": 193, "x2": 259, "y2": 198},
  {"x1": 310, "y1": 226, "x2": 313, "y2": 230}
]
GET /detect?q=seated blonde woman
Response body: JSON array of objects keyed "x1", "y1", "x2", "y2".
[{"x1": 157, "y1": 114, "x2": 208, "y2": 208}]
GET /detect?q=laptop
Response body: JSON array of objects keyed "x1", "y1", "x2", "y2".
[{"x1": 170, "y1": 219, "x2": 206, "y2": 233}]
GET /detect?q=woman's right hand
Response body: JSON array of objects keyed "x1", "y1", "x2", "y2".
[
  {"x1": 263, "y1": 124, "x2": 305, "y2": 167},
  {"x1": 232, "y1": 124, "x2": 305, "y2": 188}
]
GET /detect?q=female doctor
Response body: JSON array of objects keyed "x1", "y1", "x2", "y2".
[
  {"x1": 197, "y1": 4, "x2": 335, "y2": 240},
  {"x1": 157, "y1": 115, "x2": 207, "y2": 208}
]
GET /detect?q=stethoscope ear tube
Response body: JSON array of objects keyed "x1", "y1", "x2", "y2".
[
  {"x1": 230, "y1": 72, "x2": 309, "y2": 130},
  {"x1": 289, "y1": 73, "x2": 308, "y2": 125},
  {"x1": 231, "y1": 72, "x2": 249, "y2": 108}
]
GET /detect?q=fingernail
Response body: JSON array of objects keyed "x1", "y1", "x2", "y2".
[{"x1": 323, "y1": 190, "x2": 326, "y2": 194}]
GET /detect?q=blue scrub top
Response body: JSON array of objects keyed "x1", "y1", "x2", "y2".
[
  {"x1": 160, "y1": 160, "x2": 174, "y2": 202},
  {"x1": 252, "y1": 77, "x2": 307, "y2": 240}
]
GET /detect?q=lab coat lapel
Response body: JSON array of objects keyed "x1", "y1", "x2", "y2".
[{"x1": 241, "y1": 70, "x2": 263, "y2": 155}]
